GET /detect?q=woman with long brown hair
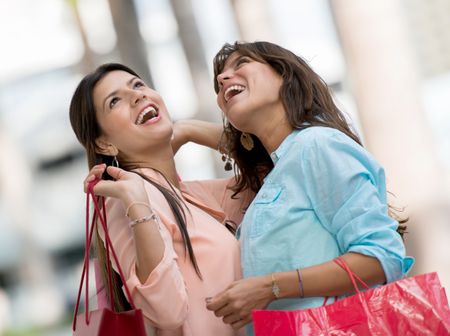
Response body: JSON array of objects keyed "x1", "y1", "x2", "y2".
[
  {"x1": 69, "y1": 63, "x2": 252, "y2": 335},
  {"x1": 205, "y1": 41, "x2": 414, "y2": 334}
]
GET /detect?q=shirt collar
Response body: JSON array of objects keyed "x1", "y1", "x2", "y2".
[{"x1": 270, "y1": 129, "x2": 301, "y2": 164}]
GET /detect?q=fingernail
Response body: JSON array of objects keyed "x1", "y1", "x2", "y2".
[{"x1": 205, "y1": 297, "x2": 212, "y2": 303}]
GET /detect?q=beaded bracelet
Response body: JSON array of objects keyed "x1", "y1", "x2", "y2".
[
  {"x1": 125, "y1": 201, "x2": 152, "y2": 218},
  {"x1": 129, "y1": 213, "x2": 158, "y2": 228}
]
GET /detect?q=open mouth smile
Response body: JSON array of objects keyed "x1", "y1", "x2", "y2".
[
  {"x1": 224, "y1": 85, "x2": 245, "y2": 102},
  {"x1": 135, "y1": 104, "x2": 160, "y2": 125}
]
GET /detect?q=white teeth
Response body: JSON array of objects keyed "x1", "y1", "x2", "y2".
[
  {"x1": 136, "y1": 106, "x2": 157, "y2": 125},
  {"x1": 224, "y1": 85, "x2": 245, "y2": 102}
]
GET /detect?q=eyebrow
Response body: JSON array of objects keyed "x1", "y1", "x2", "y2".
[
  {"x1": 221, "y1": 55, "x2": 251, "y2": 78},
  {"x1": 222, "y1": 54, "x2": 243, "y2": 71},
  {"x1": 102, "y1": 76, "x2": 139, "y2": 111}
]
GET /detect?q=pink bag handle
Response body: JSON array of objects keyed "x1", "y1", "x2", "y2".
[
  {"x1": 94, "y1": 258, "x2": 111, "y2": 309},
  {"x1": 333, "y1": 256, "x2": 370, "y2": 293},
  {"x1": 322, "y1": 257, "x2": 370, "y2": 306},
  {"x1": 72, "y1": 179, "x2": 138, "y2": 331}
]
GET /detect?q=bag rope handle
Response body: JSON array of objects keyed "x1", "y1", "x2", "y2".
[
  {"x1": 72, "y1": 179, "x2": 138, "y2": 331},
  {"x1": 333, "y1": 256, "x2": 370, "y2": 293},
  {"x1": 322, "y1": 257, "x2": 371, "y2": 306}
]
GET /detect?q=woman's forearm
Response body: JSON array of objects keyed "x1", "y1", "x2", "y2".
[
  {"x1": 206, "y1": 252, "x2": 386, "y2": 330},
  {"x1": 125, "y1": 199, "x2": 166, "y2": 283},
  {"x1": 172, "y1": 120, "x2": 223, "y2": 153},
  {"x1": 87, "y1": 165, "x2": 167, "y2": 284},
  {"x1": 274, "y1": 252, "x2": 385, "y2": 299}
]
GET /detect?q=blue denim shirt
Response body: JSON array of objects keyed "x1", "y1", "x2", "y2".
[{"x1": 238, "y1": 127, "x2": 414, "y2": 335}]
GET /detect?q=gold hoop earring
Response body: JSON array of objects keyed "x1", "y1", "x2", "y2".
[{"x1": 240, "y1": 132, "x2": 254, "y2": 151}]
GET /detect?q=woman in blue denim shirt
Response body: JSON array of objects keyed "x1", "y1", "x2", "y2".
[{"x1": 205, "y1": 41, "x2": 414, "y2": 334}]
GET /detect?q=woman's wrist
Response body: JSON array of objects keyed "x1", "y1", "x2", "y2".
[
  {"x1": 269, "y1": 270, "x2": 306, "y2": 300},
  {"x1": 174, "y1": 120, "x2": 189, "y2": 141},
  {"x1": 125, "y1": 201, "x2": 153, "y2": 217},
  {"x1": 123, "y1": 193, "x2": 151, "y2": 217},
  {"x1": 258, "y1": 274, "x2": 277, "y2": 303}
]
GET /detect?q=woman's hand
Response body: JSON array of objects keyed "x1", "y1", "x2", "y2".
[
  {"x1": 171, "y1": 120, "x2": 189, "y2": 154},
  {"x1": 84, "y1": 164, "x2": 148, "y2": 207},
  {"x1": 206, "y1": 275, "x2": 274, "y2": 330},
  {"x1": 83, "y1": 163, "x2": 107, "y2": 192}
]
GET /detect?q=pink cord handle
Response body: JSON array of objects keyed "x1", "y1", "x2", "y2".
[
  {"x1": 72, "y1": 179, "x2": 138, "y2": 331},
  {"x1": 333, "y1": 256, "x2": 370, "y2": 293},
  {"x1": 319, "y1": 257, "x2": 370, "y2": 307}
]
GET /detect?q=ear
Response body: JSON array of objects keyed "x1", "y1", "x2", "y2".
[{"x1": 94, "y1": 136, "x2": 119, "y2": 156}]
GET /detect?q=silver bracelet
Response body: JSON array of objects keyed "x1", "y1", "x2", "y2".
[{"x1": 129, "y1": 213, "x2": 158, "y2": 228}]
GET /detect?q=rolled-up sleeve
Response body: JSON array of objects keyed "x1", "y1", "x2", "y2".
[
  {"x1": 102, "y1": 199, "x2": 189, "y2": 329},
  {"x1": 300, "y1": 130, "x2": 414, "y2": 283}
]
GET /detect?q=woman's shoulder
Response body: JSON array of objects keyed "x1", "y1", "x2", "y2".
[
  {"x1": 181, "y1": 177, "x2": 235, "y2": 205},
  {"x1": 295, "y1": 126, "x2": 383, "y2": 174},
  {"x1": 182, "y1": 176, "x2": 233, "y2": 190},
  {"x1": 295, "y1": 126, "x2": 353, "y2": 144},
  {"x1": 290, "y1": 127, "x2": 355, "y2": 155}
]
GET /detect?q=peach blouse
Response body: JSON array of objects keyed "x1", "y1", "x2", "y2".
[{"x1": 98, "y1": 168, "x2": 252, "y2": 335}]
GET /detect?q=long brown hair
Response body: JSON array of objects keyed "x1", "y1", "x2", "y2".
[
  {"x1": 213, "y1": 41, "x2": 407, "y2": 236},
  {"x1": 69, "y1": 63, "x2": 201, "y2": 311}
]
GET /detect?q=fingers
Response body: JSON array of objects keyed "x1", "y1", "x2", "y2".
[
  {"x1": 89, "y1": 179, "x2": 122, "y2": 198},
  {"x1": 207, "y1": 292, "x2": 241, "y2": 321},
  {"x1": 212, "y1": 302, "x2": 235, "y2": 318},
  {"x1": 83, "y1": 164, "x2": 128, "y2": 195},
  {"x1": 105, "y1": 166, "x2": 126, "y2": 180},
  {"x1": 223, "y1": 312, "x2": 244, "y2": 324},
  {"x1": 205, "y1": 292, "x2": 228, "y2": 312},
  {"x1": 84, "y1": 164, "x2": 106, "y2": 193},
  {"x1": 218, "y1": 307, "x2": 252, "y2": 330},
  {"x1": 230, "y1": 315, "x2": 252, "y2": 330},
  {"x1": 206, "y1": 291, "x2": 253, "y2": 330}
]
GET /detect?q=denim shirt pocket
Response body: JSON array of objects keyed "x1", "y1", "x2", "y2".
[{"x1": 250, "y1": 184, "x2": 285, "y2": 238}]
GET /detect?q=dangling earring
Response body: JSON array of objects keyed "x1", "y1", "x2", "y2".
[
  {"x1": 240, "y1": 132, "x2": 254, "y2": 151},
  {"x1": 221, "y1": 152, "x2": 233, "y2": 171},
  {"x1": 219, "y1": 120, "x2": 233, "y2": 171},
  {"x1": 112, "y1": 156, "x2": 119, "y2": 168}
]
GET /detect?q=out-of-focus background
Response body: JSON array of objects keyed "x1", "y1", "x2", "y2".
[{"x1": 0, "y1": 0, "x2": 449, "y2": 334}]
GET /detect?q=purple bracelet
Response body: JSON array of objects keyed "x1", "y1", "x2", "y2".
[{"x1": 296, "y1": 269, "x2": 304, "y2": 298}]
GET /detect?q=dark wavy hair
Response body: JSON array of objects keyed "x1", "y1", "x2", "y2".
[
  {"x1": 69, "y1": 63, "x2": 201, "y2": 311},
  {"x1": 213, "y1": 41, "x2": 407, "y2": 237}
]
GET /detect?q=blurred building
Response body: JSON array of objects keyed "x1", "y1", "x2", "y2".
[{"x1": 0, "y1": 0, "x2": 449, "y2": 334}]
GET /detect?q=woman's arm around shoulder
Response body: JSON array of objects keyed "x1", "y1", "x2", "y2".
[{"x1": 171, "y1": 119, "x2": 223, "y2": 154}]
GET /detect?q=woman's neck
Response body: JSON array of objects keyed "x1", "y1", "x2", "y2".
[
  {"x1": 121, "y1": 146, "x2": 181, "y2": 189},
  {"x1": 255, "y1": 118, "x2": 293, "y2": 154}
]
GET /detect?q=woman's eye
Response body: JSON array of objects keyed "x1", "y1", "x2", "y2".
[
  {"x1": 133, "y1": 80, "x2": 145, "y2": 89},
  {"x1": 109, "y1": 97, "x2": 119, "y2": 109},
  {"x1": 236, "y1": 57, "x2": 250, "y2": 67}
]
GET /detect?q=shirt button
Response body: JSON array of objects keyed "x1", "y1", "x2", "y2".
[
  {"x1": 261, "y1": 193, "x2": 267, "y2": 199},
  {"x1": 270, "y1": 153, "x2": 277, "y2": 161}
]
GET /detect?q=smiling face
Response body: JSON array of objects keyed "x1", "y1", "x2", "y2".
[
  {"x1": 215, "y1": 52, "x2": 285, "y2": 133},
  {"x1": 92, "y1": 70, "x2": 173, "y2": 162}
]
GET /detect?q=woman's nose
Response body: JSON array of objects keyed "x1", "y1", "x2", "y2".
[
  {"x1": 217, "y1": 70, "x2": 232, "y2": 88},
  {"x1": 131, "y1": 91, "x2": 146, "y2": 105}
]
